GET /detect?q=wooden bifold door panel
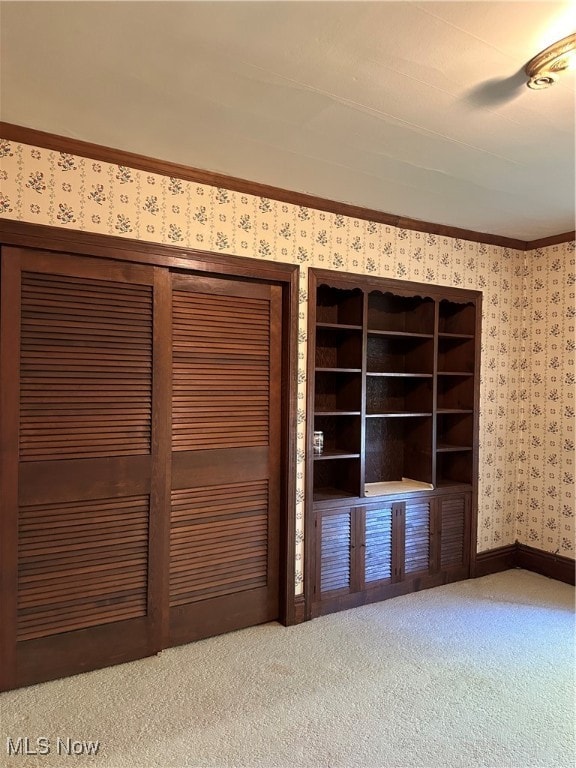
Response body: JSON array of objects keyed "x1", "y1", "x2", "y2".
[
  {"x1": 169, "y1": 275, "x2": 281, "y2": 646},
  {"x1": 0, "y1": 247, "x2": 283, "y2": 690},
  {"x1": 0, "y1": 248, "x2": 167, "y2": 690}
]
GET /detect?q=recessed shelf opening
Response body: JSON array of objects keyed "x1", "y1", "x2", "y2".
[
  {"x1": 316, "y1": 327, "x2": 363, "y2": 369},
  {"x1": 366, "y1": 375, "x2": 433, "y2": 415},
  {"x1": 315, "y1": 371, "x2": 362, "y2": 413},
  {"x1": 439, "y1": 300, "x2": 476, "y2": 336},
  {"x1": 438, "y1": 335, "x2": 475, "y2": 373},
  {"x1": 313, "y1": 413, "x2": 361, "y2": 456},
  {"x1": 436, "y1": 452, "x2": 473, "y2": 486},
  {"x1": 436, "y1": 373, "x2": 474, "y2": 411},
  {"x1": 313, "y1": 457, "x2": 361, "y2": 501},
  {"x1": 365, "y1": 416, "x2": 432, "y2": 487},
  {"x1": 316, "y1": 285, "x2": 363, "y2": 326},
  {"x1": 367, "y1": 335, "x2": 434, "y2": 375},
  {"x1": 368, "y1": 291, "x2": 434, "y2": 334}
]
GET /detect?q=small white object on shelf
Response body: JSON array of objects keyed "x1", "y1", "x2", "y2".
[{"x1": 365, "y1": 478, "x2": 434, "y2": 496}]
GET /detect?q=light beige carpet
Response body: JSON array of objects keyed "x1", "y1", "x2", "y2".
[{"x1": 1, "y1": 569, "x2": 574, "y2": 768}]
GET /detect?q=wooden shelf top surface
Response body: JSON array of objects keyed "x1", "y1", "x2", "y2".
[
  {"x1": 366, "y1": 411, "x2": 432, "y2": 418},
  {"x1": 367, "y1": 329, "x2": 434, "y2": 339},
  {"x1": 437, "y1": 371, "x2": 474, "y2": 376},
  {"x1": 316, "y1": 322, "x2": 363, "y2": 331},
  {"x1": 438, "y1": 332, "x2": 475, "y2": 340},
  {"x1": 366, "y1": 371, "x2": 433, "y2": 378},
  {"x1": 365, "y1": 478, "x2": 435, "y2": 496},
  {"x1": 315, "y1": 410, "x2": 361, "y2": 416},
  {"x1": 315, "y1": 367, "x2": 362, "y2": 374},
  {"x1": 313, "y1": 451, "x2": 361, "y2": 461}
]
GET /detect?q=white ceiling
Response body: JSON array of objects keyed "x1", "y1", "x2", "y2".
[{"x1": 1, "y1": 1, "x2": 575, "y2": 241}]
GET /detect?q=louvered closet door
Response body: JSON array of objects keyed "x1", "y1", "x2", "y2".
[
  {"x1": 0, "y1": 248, "x2": 169, "y2": 691},
  {"x1": 169, "y1": 274, "x2": 281, "y2": 645}
]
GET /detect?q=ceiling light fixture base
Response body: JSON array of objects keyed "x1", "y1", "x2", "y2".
[{"x1": 525, "y1": 32, "x2": 576, "y2": 89}]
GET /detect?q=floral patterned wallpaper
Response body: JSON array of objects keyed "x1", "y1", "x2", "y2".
[
  {"x1": 0, "y1": 139, "x2": 574, "y2": 590},
  {"x1": 517, "y1": 242, "x2": 575, "y2": 556}
]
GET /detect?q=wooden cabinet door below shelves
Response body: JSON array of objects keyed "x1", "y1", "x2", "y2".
[
  {"x1": 402, "y1": 498, "x2": 434, "y2": 580},
  {"x1": 438, "y1": 493, "x2": 471, "y2": 574},
  {"x1": 361, "y1": 501, "x2": 395, "y2": 588},
  {"x1": 315, "y1": 506, "x2": 356, "y2": 600}
]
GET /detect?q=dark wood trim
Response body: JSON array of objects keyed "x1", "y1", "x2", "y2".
[
  {"x1": 474, "y1": 543, "x2": 575, "y2": 585},
  {"x1": 150, "y1": 268, "x2": 173, "y2": 651},
  {"x1": 310, "y1": 484, "x2": 474, "y2": 510},
  {"x1": 269, "y1": 283, "x2": 285, "y2": 623},
  {"x1": 292, "y1": 595, "x2": 306, "y2": 625},
  {"x1": 525, "y1": 231, "x2": 576, "y2": 250},
  {"x1": 474, "y1": 545, "x2": 517, "y2": 577},
  {"x1": 516, "y1": 543, "x2": 575, "y2": 586},
  {"x1": 17, "y1": 245, "x2": 156, "y2": 284},
  {"x1": 0, "y1": 122, "x2": 533, "y2": 250},
  {"x1": 0, "y1": 250, "x2": 21, "y2": 691},
  {"x1": 279, "y1": 268, "x2": 299, "y2": 626},
  {"x1": 0, "y1": 220, "x2": 296, "y2": 283},
  {"x1": 310, "y1": 266, "x2": 482, "y2": 303},
  {"x1": 469, "y1": 292, "x2": 483, "y2": 578},
  {"x1": 304, "y1": 270, "x2": 319, "y2": 622}
]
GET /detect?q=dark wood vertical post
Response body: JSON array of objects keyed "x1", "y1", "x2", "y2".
[
  {"x1": 149, "y1": 267, "x2": 173, "y2": 651},
  {"x1": 0, "y1": 250, "x2": 21, "y2": 690}
]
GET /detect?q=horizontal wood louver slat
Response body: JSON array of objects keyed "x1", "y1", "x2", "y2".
[
  {"x1": 320, "y1": 512, "x2": 351, "y2": 593},
  {"x1": 169, "y1": 481, "x2": 269, "y2": 607},
  {"x1": 441, "y1": 498, "x2": 466, "y2": 568},
  {"x1": 17, "y1": 495, "x2": 150, "y2": 641},
  {"x1": 365, "y1": 505, "x2": 393, "y2": 583},
  {"x1": 404, "y1": 501, "x2": 431, "y2": 575},
  {"x1": 172, "y1": 291, "x2": 270, "y2": 451},
  {"x1": 19, "y1": 273, "x2": 153, "y2": 461}
]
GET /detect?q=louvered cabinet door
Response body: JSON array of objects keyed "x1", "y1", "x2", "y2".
[
  {"x1": 315, "y1": 507, "x2": 355, "y2": 598},
  {"x1": 169, "y1": 274, "x2": 281, "y2": 645},
  {"x1": 0, "y1": 248, "x2": 170, "y2": 691},
  {"x1": 402, "y1": 499, "x2": 433, "y2": 578},
  {"x1": 438, "y1": 493, "x2": 471, "y2": 574},
  {"x1": 362, "y1": 502, "x2": 394, "y2": 587}
]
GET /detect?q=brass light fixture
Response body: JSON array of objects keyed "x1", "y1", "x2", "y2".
[{"x1": 525, "y1": 32, "x2": 576, "y2": 89}]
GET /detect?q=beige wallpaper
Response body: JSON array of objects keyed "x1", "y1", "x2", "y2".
[
  {"x1": 517, "y1": 241, "x2": 575, "y2": 555},
  {"x1": 0, "y1": 139, "x2": 574, "y2": 587}
]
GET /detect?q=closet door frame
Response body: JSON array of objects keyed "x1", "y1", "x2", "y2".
[{"x1": 0, "y1": 220, "x2": 299, "y2": 690}]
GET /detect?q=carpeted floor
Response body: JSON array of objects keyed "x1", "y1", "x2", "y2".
[{"x1": 1, "y1": 569, "x2": 575, "y2": 768}]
